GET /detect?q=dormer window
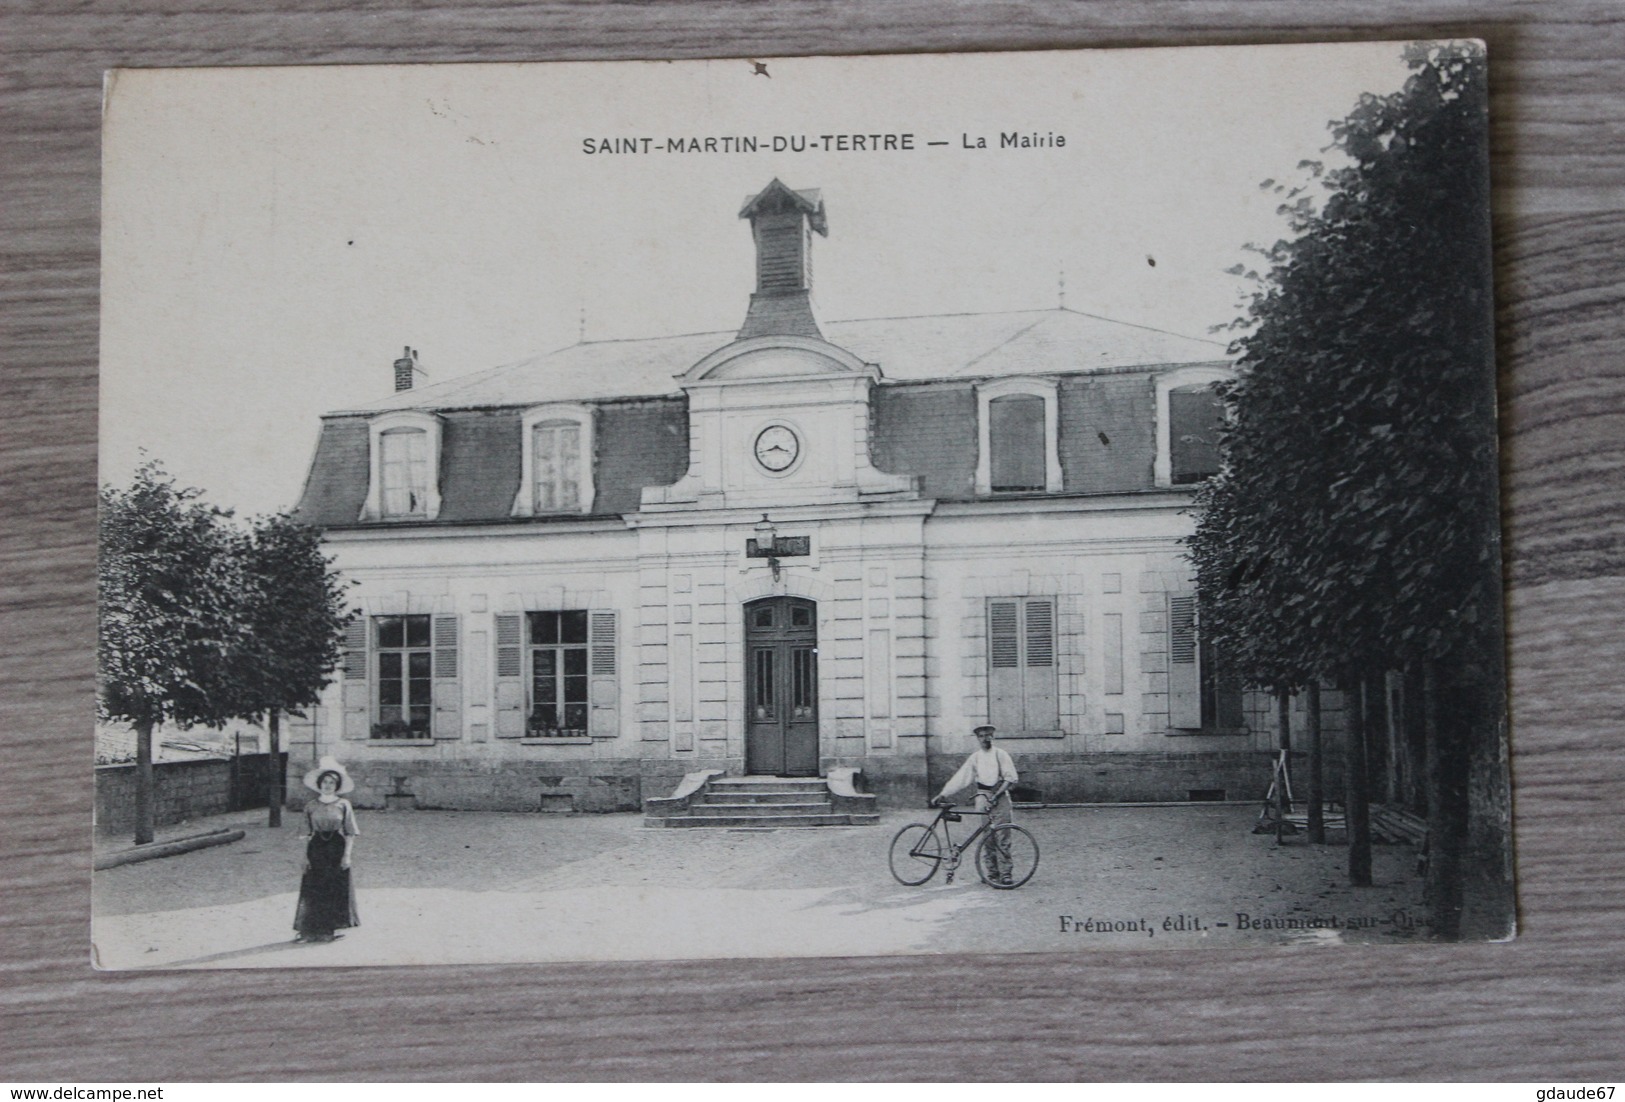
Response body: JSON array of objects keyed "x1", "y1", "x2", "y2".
[
  {"x1": 1154, "y1": 366, "x2": 1232, "y2": 487},
  {"x1": 380, "y1": 429, "x2": 429, "y2": 516},
  {"x1": 1169, "y1": 387, "x2": 1224, "y2": 484},
  {"x1": 513, "y1": 404, "x2": 595, "y2": 517},
  {"x1": 361, "y1": 410, "x2": 442, "y2": 521},
  {"x1": 976, "y1": 377, "x2": 1061, "y2": 494},
  {"x1": 533, "y1": 421, "x2": 581, "y2": 510},
  {"x1": 989, "y1": 395, "x2": 1046, "y2": 491}
]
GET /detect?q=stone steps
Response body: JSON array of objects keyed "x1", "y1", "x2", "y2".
[
  {"x1": 685, "y1": 801, "x2": 835, "y2": 816},
  {"x1": 707, "y1": 781, "x2": 826, "y2": 795},
  {"x1": 695, "y1": 790, "x2": 824, "y2": 805},
  {"x1": 657, "y1": 812, "x2": 876, "y2": 829},
  {"x1": 643, "y1": 769, "x2": 880, "y2": 828}
]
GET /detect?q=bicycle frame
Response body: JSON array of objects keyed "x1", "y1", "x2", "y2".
[
  {"x1": 916, "y1": 802, "x2": 992, "y2": 864},
  {"x1": 890, "y1": 795, "x2": 1037, "y2": 889}
]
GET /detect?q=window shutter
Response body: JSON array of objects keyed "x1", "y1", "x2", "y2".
[
  {"x1": 1024, "y1": 600, "x2": 1053, "y2": 666},
  {"x1": 990, "y1": 601, "x2": 1019, "y2": 668},
  {"x1": 1023, "y1": 598, "x2": 1059, "y2": 730},
  {"x1": 494, "y1": 613, "x2": 525, "y2": 738},
  {"x1": 431, "y1": 614, "x2": 461, "y2": 739},
  {"x1": 1168, "y1": 594, "x2": 1201, "y2": 728},
  {"x1": 588, "y1": 610, "x2": 620, "y2": 739},
  {"x1": 343, "y1": 619, "x2": 368, "y2": 680},
  {"x1": 988, "y1": 599, "x2": 1022, "y2": 731},
  {"x1": 342, "y1": 618, "x2": 370, "y2": 740}
]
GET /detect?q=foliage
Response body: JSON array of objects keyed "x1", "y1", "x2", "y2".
[
  {"x1": 99, "y1": 461, "x2": 353, "y2": 732},
  {"x1": 98, "y1": 461, "x2": 247, "y2": 731},
  {"x1": 228, "y1": 513, "x2": 354, "y2": 724},
  {"x1": 1189, "y1": 43, "x2": 1498, "y2": 686}
]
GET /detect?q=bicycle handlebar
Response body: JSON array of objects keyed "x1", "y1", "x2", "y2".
[{"x1": 933, "y1": 786, "x2": 1009, "y2": 810}]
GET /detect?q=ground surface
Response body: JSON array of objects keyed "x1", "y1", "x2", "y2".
[{"x1": 92, "y1": 803, "x2": 1430, "y2": 970}]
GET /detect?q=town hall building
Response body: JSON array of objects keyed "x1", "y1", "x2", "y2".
[{"x1": 288, "y1": 179, "x2": 1275, "y2": 813}]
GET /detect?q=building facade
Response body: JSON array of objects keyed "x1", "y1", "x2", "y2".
[{"x1": 289, "y1": 180, "x2": 1278, "y2": 812}]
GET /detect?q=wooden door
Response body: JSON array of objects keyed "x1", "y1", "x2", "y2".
[{"x1": 744, "y1": 597, "x2": 819, "y2": 776}]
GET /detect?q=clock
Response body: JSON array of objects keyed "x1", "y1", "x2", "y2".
[{"x1": 753, "y1": 425, "x2": 800, "y2": 473}]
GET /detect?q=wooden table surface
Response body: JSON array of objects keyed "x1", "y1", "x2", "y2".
[{"x1": 4, "y1": 0, "x2": 1623, "y2": 1082}]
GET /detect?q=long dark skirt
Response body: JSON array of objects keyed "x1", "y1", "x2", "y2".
[{"x1": 293, "y1": 831, "x2": 359, "y2": 937}]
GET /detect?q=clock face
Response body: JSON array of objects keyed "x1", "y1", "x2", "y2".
[{"x1": 754, "y1": 425, "x2": 800, "y2": 472}]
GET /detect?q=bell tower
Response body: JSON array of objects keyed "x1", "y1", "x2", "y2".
[{"x1": 737, "y1": 179, "x2": 828, "y2": 340}]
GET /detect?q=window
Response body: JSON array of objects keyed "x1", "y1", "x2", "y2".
[
  {"x1": 989, "y1": 395, "x2": 1046, "y2": 491},
  {"x1": 513, "y1": 404, "x2": 595, "y2": 516},
  {"x1": 380, "y1": 429, "x2": 429, "y2": 516},
  {"x1": 532, "y1": 421, "x2": 582, "y2": 511},
  {"x1": 527, "y1": 610, "x2": 589, "y2": 737},
  {"x1": 492, "y1": 609, "x2": 619, "y2": 740},
  {"x1": 1154, "y1": 366, "x2": 1231, "y2": 487},
  {"x1": 976, "y1": 378, "x2": 1061, "y2": 494},
  {"x1": 1167, "y1": 594, "x2": 1244, "y2": 731},
  {"x1": 361, "y1": 410, "x2": 442, "y2": 521},
  {"x1": 374, "y1": 615, "x2": 431, "y2": 738},
  {"x1": 987, "y1": 598, "x2": 1059, "y2": 733},
  {"x1": 1169, "y1": 387, "x2": 1224, "y2": 484},
  {"x1": 1200, "y1": 636, "x2": 1246, "y2": 728},
  {"x1": 340, "y1": 613, "x2": 460, "y2": 742}
]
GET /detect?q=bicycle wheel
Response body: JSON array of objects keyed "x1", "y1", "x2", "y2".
[
  {"x1": 976, "y1": 824, "x2": 1039, "y2": 889},
  {"x1": 888, "y1": 823, "x2": 943, "y2": 885}
]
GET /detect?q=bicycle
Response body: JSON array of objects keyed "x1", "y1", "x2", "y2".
[{"x1": 888, "y1": 796, "x2": 1039, "y2": 889}]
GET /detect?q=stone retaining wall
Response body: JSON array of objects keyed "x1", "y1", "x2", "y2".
[
  {"x1": 95, "y1": 759, "x2": 232, "y2": 835},
  {"x1": 277, "y1": 750, "x2": 1331, "y2": 814},
  {"x1": 318, "y1": 758, "x2": 649, "y2": 813},
  {"x1": 927, "y1": 750, "x2": 1274, "y2": 805}
]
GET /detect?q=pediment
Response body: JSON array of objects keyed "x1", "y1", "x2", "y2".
[{"x1": 681, "y1": 335, "x2": 878, "y2": 386}]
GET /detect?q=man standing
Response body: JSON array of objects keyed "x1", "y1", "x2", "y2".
[{"x1": 934, "y1": 724, "x2": 1018, "y2": 885}]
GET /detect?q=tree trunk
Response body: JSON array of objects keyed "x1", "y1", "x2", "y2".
[
  {"x1": 1345, "y1": 668, "x2": 1372, "y2": 886},
  {"x1": 134, "y1": 717, "x2": 155, "y2": 846},
  {"x1": 1384, "y1": 670, "x2": 1404, "y2": 806},
  {"x1": 1403, "y1": 662, "x2": 1427, "y2": 812},
  {"x1": 1306, "y1": 681, "x2": 1325, "y2": 845},
  {"x1": 1275, "y1": 689, "x2": 1292, "y2": 844},
  {"x1": 1364, "y1": 668, "x2": 1389, "y2": 804},
  {"x1": 267, "y1": 709, "x2": 283, "y2": 828},
  {"x1": 1423, "y1": 660, "x2": 1465, "y2": 938},
  {"x1": 1462, "y1": 673, "x2": 1516, "y2": 939}
]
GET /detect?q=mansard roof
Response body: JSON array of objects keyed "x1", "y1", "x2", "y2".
[{"x1": 341, "y1": 307, "x2": 1229, "y2": 415}]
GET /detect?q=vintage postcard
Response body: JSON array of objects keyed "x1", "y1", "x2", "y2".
[{"x1": 95, "y1": 41, "x2": 1513, "y2": 968}]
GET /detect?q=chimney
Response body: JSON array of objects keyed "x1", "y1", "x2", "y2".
[
  {"x1": 737, "y1": 180, "x2": 828, "y2": 340},
  {"x1": 393, "y1": 346, "x2": 420, "y2": 392}
]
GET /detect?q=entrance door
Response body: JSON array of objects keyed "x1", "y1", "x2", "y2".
[{"x1": 744, "y1": 596, "x2": 819, "y2": 776}]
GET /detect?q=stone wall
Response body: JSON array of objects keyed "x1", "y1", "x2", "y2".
[
  {"x1": 95, "y1": 759, "x2": 233, "y2": 835},
  {"x1": 857, "y1": 754, "x2": 933, "y2": 808},
  {"x1": 323, "y1": 757, "x2": 649, "y2": 813},
  {"x1": 927, "y1": 750, "x2": 1273, "y2": 805},
  {"x1": 295, "y1": 749, "x2": 1342, "y2": 815}
]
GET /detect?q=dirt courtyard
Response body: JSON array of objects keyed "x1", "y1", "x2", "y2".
[{"x1": 92, "y1": 803, "x2": 1432, "y2": 970}]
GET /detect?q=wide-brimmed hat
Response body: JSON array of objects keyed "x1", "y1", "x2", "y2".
[
  {"x1": 973, "y1": 724, "x2": 997, "y2": 737},
  {"x1": 302, "y1": 755, "x2": 355, "y2": 795}
]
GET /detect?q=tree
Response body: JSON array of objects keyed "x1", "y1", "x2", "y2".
[
  {"x1": 228, "y1": 514, "x2": 354, "y2": 827},
  {"x1": 98, "y1": 462, "x2": 246, "y2": 844},
  {"x1": 1188, "y1": 43, "x2": 1508, "y2": 933},
  {"x1": 100, "y1": 464, "x2": 354, "y2": 840}
]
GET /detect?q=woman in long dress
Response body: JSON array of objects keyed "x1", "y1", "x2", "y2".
[{"x1": 293, "y1": 756, "x2": 360, "y2": 943}]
